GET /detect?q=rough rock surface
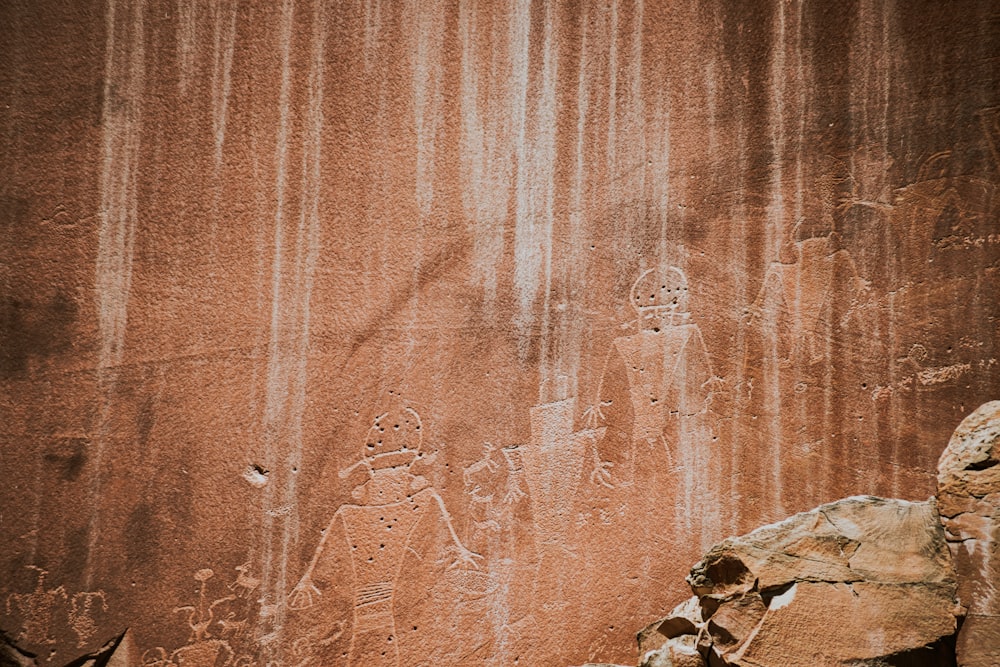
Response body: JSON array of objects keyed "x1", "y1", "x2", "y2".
[
  {"x1": 3, "y1": 1, "x2": 1000, "y2": 664},
  {"x1": 637, "y1": 596, "x2": 704, "y2": 657},
  {"x1": 937, "y1": 401, "x2": 1000, "y2": 667},
  {"x1": 639, "y1": 635, "x2": 705, "y2": 667},
  {"x1": 639, "y1": 496, "x2": 961, "y2": 667}
]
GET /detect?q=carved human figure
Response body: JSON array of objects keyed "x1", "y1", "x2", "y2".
[
  {"x1": 287, "y1": 406, "x2": 480, "y2": 667},
  {"x1": 584, "y1": 267, "x2": 718, "y2": 491},
  {"x1": 451, "y1": 444, "x2": 537, "y2": 666},
  {"x1": 5, "y1": 566, "x2": 67, "y2": 646},
  {"x1": 522, "y1": 380, "x2": 606, "y2": 549},
  {"x1": 739, "y1": 224, "x2": 872, "y2": 524}
]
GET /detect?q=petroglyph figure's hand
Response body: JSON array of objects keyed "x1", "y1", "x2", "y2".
[
  {"x1": 503, "y1": 477, "x2": 527, "y2": 504},
  {"x1": 590, "y1": 459, "x2": 614, "y2": 489},
  {"x1": 581, "y1": 401, "x2": 610, "y2": 429},
  {"x1": 444, "y1": 545, "x2": 483, "y2": 571},
  {"x1": 287, "y1": 577, "x2": 321, "y2": 610}
]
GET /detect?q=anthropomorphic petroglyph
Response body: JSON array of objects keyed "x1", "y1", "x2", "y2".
[
  {"x1": 287, "y1": 405, "x2": 481, "y2": 667},
  {"x1": 892, "y1": 150, "x2": 997, "y2": 281},
  {"x1": 523, "y1": 380, "x2": 606, "y2": 545},
  {"x1": 739, "y1": 221, "x2": 876, "y2": 521},
  {"x1": 5, "y1": 566, "x2": 67, "y2": 647},
  {"x1": 747, "y1": 227, "x2": 868, "y2": 365},
  {"x1": 583, "y1": 267, "x2": 719, "y2": 490},
  {"x1": 141, "y1": 566, "x2": 258, "y2": 667},
  {"x1": 451, "y1": 443, "x2": 537, "y2": 666},
  {"x1": 462, "y1": 443, "x2": 532, "y2": 563},
  {"x1": 68, "y1": 591, "x2": 108, "y2": 648}
]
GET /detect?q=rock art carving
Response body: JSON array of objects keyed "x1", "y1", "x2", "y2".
[
  {"x1": 747, "y1": 226, "x2": 867, "y2": 366},
  {"x1": 460, "y1": 443, "x2": 534, "y2": 590},
  {"x1": 287, "y1": 405, "x2": 481, "y2": 667},
  {"x1": 893, "y1": 150, "x2": 998, "y2": 273},
  {"x1": 738, "y1": 223, "x2": 873, "y2": 519},
  {"x1": 68, "y1": 591, "x2": 108, "y2": 648},
  {"x1": 524, "y1": 385, "x2": 606, "y2": 546},
  {"x1": 456, "y1": 443, "x2": 537, "y2": 665},
  {"x1": 141, "y1": 566, "x2": 258, "y2": 667},
  {"x1": 978, "y1": 106, "x2": 1000, "y2": 173},
  {"x1": 5, "y1": 567, "x2": 67, "y2": 647},
  {"x1": 584, "y1": 267, "x2": 718, "y2": 489}
]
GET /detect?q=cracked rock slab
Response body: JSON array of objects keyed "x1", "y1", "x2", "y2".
[
  {"x1": 685, "y1": 496, "x2": 960, "y2": 667},
  {"x1": 937, "y1": 401, "x2": 1000, "y2": 667}
]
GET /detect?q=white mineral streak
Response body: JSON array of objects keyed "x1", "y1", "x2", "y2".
[
  {"x1": 532, "y1": 2, "x2": 559, "y2": 396},
  {"x1": 210, "y1": 0, "x2": 238, "y2": 171},
  {"x1": 509, "y1": 0, "x2": 534, "y2": 346},
  {"x1": 460, "y1": 0, "x2": 510, "y2": 316},
  {"x1": 259, "y1": 0, "x2": 324, "y2": 653},
  {"x1": 852, "y1": 0, "x2": 899, "y2": 496},
  {"x1": 558, "y1": 0, "x2": 594, "y2": 403},
  {"x1": 176, "y1": 0, "x2": 198, "y2": 95},
  {"x1": 412, "y1": 0, "x2": 444, "y2": 220},
  {"x1": 762, "y1": 0, "x2": 788, "y2": 519},
  {"x1": 87, "y1": 0, "x2": 146, "y2": 588},
  {"x1": 362, "y1": 0, "x2": 382, "y2": 71}
]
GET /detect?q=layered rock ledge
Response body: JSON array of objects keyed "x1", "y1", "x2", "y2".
[{"x1": 581, "y1": 401, "x2": 1000, "y2": 667}]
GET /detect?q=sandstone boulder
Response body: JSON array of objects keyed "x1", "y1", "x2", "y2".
[
  {"x1": 637, "y1": 596, "x2": 704, "y2": 656},
  {"x1": 639, "y1": 635, "x2": 705, "y2": 667},
  {"x1": 937, "y1": 400, "x2": 1000, "y2": 667},
  {"x1": 684, "y1": 496, "x2": 960, "y2": 666}
]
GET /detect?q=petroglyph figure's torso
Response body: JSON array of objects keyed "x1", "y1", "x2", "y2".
[
  {"x1": 613, "y1": 324, "x2": 712, "y2": 445},
  {"x1": 337, "y1": 482, "x2": 435, "y2": 666}
]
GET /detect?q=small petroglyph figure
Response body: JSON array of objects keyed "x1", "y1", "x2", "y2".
[
  {"x1": 142, "y1": 565, "x2": 258, "y2": 667},
  {"x1": 584, "y1": 267, "x2": 717, "y2": 487},
  {"x1": 228, "y1": 564, "x2": 260, "y2": 600},
  {"x1": 5, "y1": 566, "x2": 67, "y2": 646},
  {"x1": 522, "y1": 378, "x2": 605, "y2": 544},
  {"x1": 68, "y1": 591, "x2": 108, "y2": 648},
  {"x1": 288, "y1": 404, "x2": 481, "y2": 667},
  {"x1": 461, "y1": 441, "x2": 535, "y2": 579},
  {"x1": 976, "y1": 106, "x2": 1000, "y2": 173},
  {"x1": 747, "y1": 224, "x2": 866, "y2": 365}
]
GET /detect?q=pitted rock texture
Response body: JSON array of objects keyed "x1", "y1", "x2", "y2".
[
  {"x1": 937, "y1": 401, "x2": 1000, "y2": 667},
  {"x1": 3, "y1": 0, "x2": 1000, "y2": 664},
  {"x1": 639, "y1": 496, "x2": 961, "y2": 667}
]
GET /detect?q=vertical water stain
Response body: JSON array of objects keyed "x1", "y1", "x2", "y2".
[
  {"x1": 210, "y1": 0, "x2": 238, "y2": 171},
  {"x1": 258, "y1": 0, "x2": 324, "y2": 657},
  {"x1": 87, "y1": 0, "x2": 146, "y2": 587}
]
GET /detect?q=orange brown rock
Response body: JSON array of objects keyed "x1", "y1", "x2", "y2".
[{"x1": 1, "y1": 1, "x2": 998, "y2": 665}]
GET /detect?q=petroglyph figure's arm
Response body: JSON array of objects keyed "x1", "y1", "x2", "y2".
[
  {"x1": 428, "y1": 490, "x2": 483, "y2": 570},
  {"x1": 582, "y1": 343, "x2": 617, "y2": 429},
  {"x1": 583, "y1": 345, "x2": 617, "y2": 488},
  {"x1": 589, "y1": 446, "x2": 614, "y2": 489},
  {"x1": 287, "y1": 509, "x2": 344, "y2": 610}
]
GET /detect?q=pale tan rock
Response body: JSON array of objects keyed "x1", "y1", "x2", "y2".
[
  {"x1": 687, "y1": 496, "x2": 953, "y2": 599},
  {"x1": 937, "y1": 401, "x2": 1000, "y2": 667},
  {"x1": 640, "y1": 635, "x2": 705, "y2": 667},
  {"x1": 637, "y1": 596, "x2": 704, "y2": 656},
  {"x1": 687, "y1": 496, "x2": 960, "y2": 666}
]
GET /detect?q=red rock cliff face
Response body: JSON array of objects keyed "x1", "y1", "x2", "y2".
[{"x1": 1, "y1": 1, "x2": 998, "y2": 665}]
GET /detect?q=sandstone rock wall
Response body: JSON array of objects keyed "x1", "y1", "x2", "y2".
[{"x1": 2, "y1": 1, "x2": 999, "y2": 665}]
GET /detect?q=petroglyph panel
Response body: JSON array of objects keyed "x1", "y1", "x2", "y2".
[{"x1": 2, "y1": 0, "x2": 999, "y2": 665}]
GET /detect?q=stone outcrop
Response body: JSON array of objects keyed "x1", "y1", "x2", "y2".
[
  {"x1": 937, "y1": 401, "x2": 1000, "y2": 667},
  {"x1": 629, "y1": 402, "x2": 1000, "y2": 667},
  {"x1": 639, "y1": 496, "x2": 961, "y2": 667}
]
